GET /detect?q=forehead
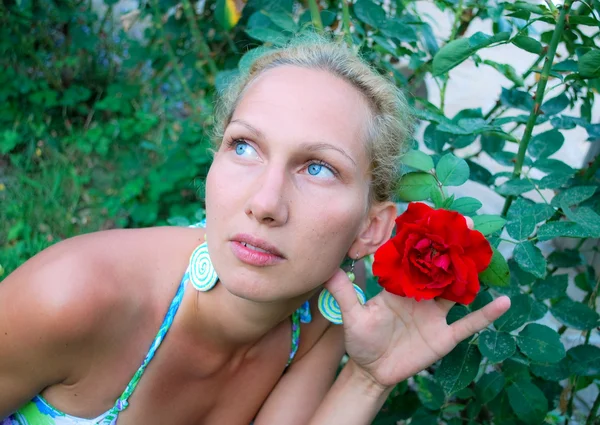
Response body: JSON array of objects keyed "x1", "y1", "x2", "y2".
[{"x1": 230, "y1": 66, "x2": 371, "y2": 162}]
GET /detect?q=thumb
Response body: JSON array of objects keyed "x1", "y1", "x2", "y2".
[{"x1": 323, "y1": 269, "x2": 363, "y2": 319}]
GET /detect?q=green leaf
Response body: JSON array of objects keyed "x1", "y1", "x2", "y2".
[
  {"x1": 472, "y1": 214, "x2": 506, "y2": 236},
  {"x1": 494, "y1": 294, "x2": 545, "y2": 332},
  {"x1": 506, "y1": 198, "x2": 554, "y2": 240},
  {"x1": 450, "y1": 197, "x2": 482, "y2": 215},
  {"x1": 559, "y1": 204, "x2": 600, "y2": 238},
  {"x1": 380, "y1": 18, "x2": 418, "y2": 42},
  {"x1": 475, "y1": 371, "x2": 505, "y2": 404},
  {"x1": 447, "y1": 304, "x2": 470, "y2": 325},
  {"x1": 533, "y1": 158, "x2": 574, "y2": 175},
  {"x1": 506, "y1": 214, "x2": 535, "y2": 241},
  {"x1": 551, "y1": 115, "x2": 586, "y2": 130},
  {"x1": 245, "y1": 28, "x2": 289, "y2": 46},
  {"x1": 550, "y1": 297, "x2": 600, "y2": 330},
  {"x1": 551, "y1": 186, "x2": 596, "y2": 208},
  {"x1": 215, "y1": 0, "x2": 242, "y2": 30},
  {"x1": 578, "y1": 50, "x2": 600, "y2": 78},
  {"x1": 479, "y1": 247, "x2": 510, "y2": 288},
  {"x1": 506, "y1": 381, "x2": 548, "y2": 424},
  {"x1": 436, "y1": 153, "x2": 470, "y2": 186},
  {"x1": 537, "y1": 173, "x2": 572, "y2": 190},
  {"x1": 396, "y1": 172, "x2": 437, "y2": 201},
  {"x1": 552, "y1": 59, "x2": 579, "y2": 73},
  {"x1": 471, "y1": 291, "x2": 493, "y2": 311},
  {"x1": 430, "y1": 186, "x2": 444, "y2": 209},
  {"x1": 537, "y1": 221, "x2": 593, "y2": 240},
  {"x1": 263, "y1": 10, "x2": 298, "y2": 32},
  {"x1": 500, "y1": 88, "x2": 534, "y2": 111},
  {"x1": 541, "y1": 93, "x2": 570, "y2": 116},
  {"x1": 483, "y1": 60, "x2": 524, "y2": 86},
  {"x1": 478, "y1": 331, "x2": 516, "y2": 363},
  {"x1": 496, "y1": 179, "x2": 535, "y2": 196},
  {"x1": 436, "y1": 340, "x2": 482, "y2": 395},
  {"x1": 513, "y1": 242, "x2": 546, "y2": 278},
  {"x1": 567, "y1": 345, "x2": 600, "y2": 376},
  {"x1": 432, "y1": 31, "x2": 511, "y2": 76},
  {"x1": 401, "y1": 150, "x2": 434, "y2": 172},
  {"x1": 0, "y1": 130, "x2": 21, "y2": 154},
  {"x1": 466, "y1": 159, "x2": 493, "y2": 185},
  {"x1": 528, "y1": 130, "x2": 565, "y2": 158},
  {"x1": 516, "y1": 324, "x2": 565, "y2": 363},
  {"x1": 480, "y1": 133, "x2": 506, "y2": 154},
  {"x1": 416, "y1": 376, "x2": 446, "y2": 410},
  {"x1": 353, "y1": 0, "x2": 386, "y2": 27},
  {"x1": 532, "y1": 274, "x2": 568, "y2": 300},
  {"x1": 503, "y1": 357, "x2": 532, "y2": 382},
  {"x1": 410, "y1": 408, "x2": 439, "y2": 425},
  {"x1": 423, "y1": 124, "x2": 447, "y2": 152},
  {"x1": 530, "y1": 358, "x2": 570, "y2": 381},
  {"x1": 511, "y1": 35, "x2": 543, "y2": 54}
]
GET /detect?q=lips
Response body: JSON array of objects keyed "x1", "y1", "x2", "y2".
[{"x1": 231, "y1": 233, "x2": 285, "y2": 259}]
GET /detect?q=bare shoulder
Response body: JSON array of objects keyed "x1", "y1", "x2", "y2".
[
  {"x1": 0, "y1": 226, "x2": 204, "y2": 414},
  {"x1": 0, "y1": 226, "x2": 205, "y2": 340}
]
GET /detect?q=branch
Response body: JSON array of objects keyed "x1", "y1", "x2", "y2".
[{"x1": 501, "y1": 0, "x2": 574, "y2": 217}]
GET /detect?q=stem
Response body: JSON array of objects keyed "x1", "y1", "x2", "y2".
[
  {"x1": 181, "y1": 0, "x2": 219, "y2": 79},
  {"x1": 583, "y1": 154, "x2": 600, "y2": 180},
  {"x1": 544, "y1": 0, "x2": 558, "y2": 15},
  {"x1": 565, "y1": 377, "x2": 579, "y2": 425},
  {"x1": 501, "y1": 0, "x2": 573, "y2": 217},
  {"x1": 308, "y1": 0, "x2": 323, "y2": 32},
  {"x1": 341, "y1": 0, "x2": 352, "y2": 46},
  {"x1": 585, "y1": 390, "x2": 600, "y2": 425},
  {"x1": 439, "y1": 0, "x2": 464, "y2": 113}
]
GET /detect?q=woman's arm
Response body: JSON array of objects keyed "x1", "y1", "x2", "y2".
[{"x1": 307, "y1": 359, "x2": 391, "y2": 425}]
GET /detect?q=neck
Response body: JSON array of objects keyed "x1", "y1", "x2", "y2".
[{"x1": 181, "y1": 281, "x2": 312, "y2": 351}]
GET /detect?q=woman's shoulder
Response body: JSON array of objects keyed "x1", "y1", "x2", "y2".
[{"x1": 1, "y1": 226, "x2": 205, "y2": 338}]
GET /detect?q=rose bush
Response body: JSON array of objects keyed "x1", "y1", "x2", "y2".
[{"x1": 373, "y1": 202, "x2": 493, "y2": 304}]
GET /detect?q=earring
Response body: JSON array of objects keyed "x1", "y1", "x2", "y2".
[
  {"x1": 189, "y1": 242, "x2": 219, "y2": 291},
  {"x1": 318, "y1": 256, "x2": 366, "y2": 325}
]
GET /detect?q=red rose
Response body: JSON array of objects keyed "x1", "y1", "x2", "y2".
[{"x1": 373, "y1": 202, "x2": 493, "y2": 304}]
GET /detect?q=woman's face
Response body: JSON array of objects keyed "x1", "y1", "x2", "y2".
[{"x1": 205, "y1": 65, "x2": 373, "y2": 302}]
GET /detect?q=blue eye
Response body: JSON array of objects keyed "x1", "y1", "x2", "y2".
[
  {"x1": 307, "y1": 163, "x2": 335, "y2": 178},
  {"x1": 233, "y1": 141, "x2": 258, "y2": 159}
]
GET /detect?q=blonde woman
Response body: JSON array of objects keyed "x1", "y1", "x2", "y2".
[{"x1": 0, "y1": 36, "x2": 510, "y2": 425}]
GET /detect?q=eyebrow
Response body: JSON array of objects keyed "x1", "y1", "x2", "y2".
[{"x1": 229, "y1": 119, "x2": 357, "y2": 166}]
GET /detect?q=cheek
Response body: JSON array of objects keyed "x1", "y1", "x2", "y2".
[{"x1": 296, "y1": 196, "x2": 366, "y2": 258}]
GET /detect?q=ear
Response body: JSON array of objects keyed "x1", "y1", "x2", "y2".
[{"x1": 348, "y1": 201, "x2": 397, "y2": 257}]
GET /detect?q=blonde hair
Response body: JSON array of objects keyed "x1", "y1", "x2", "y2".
[{"x1": 213, "y1": 34, "x2": 414, "y2": 203}]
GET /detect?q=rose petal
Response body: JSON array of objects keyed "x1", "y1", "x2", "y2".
[
  {"x1": 463, "y1": 230, "x2": 494, "y2": 272},
  {"x1": 395, "y1": 202, "x2": 434, "y2": 228},
  {"x1": 433, "y1": 253, "x2": 451, "y2": 271}
]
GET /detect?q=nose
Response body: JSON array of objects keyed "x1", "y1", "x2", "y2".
[{"x1": 244, "y1": 164, "x2": 289, "y2": 226}]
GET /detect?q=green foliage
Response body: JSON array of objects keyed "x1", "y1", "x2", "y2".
[{"x1": 2, "y1": 0, "x2": 600, "y2": 424}]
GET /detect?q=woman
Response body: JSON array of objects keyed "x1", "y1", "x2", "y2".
[{"x1": 0, "y1": 36, "x2": 510, "y2": 424}]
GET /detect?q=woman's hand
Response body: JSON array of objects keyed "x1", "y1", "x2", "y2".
[{"x1": 324, "y1": 270, "x2": 511, "y2": 390}]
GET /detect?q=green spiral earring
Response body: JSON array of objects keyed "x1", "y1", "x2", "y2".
[
  {"x1": 189, "y1": 242, "x2": 219, "y2": 291},
  {"x1": 318, "y1": 257, "x2": 366, "y2": 325}
]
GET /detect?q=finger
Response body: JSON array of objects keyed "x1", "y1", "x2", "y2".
[
  {"x1": 465, "y1": 216, "x2": 474, "y2": 230},
  {"x1": 436, "y1": 298, "x2": 456, "y2": 314},
  {"x1": 450, "y1": 296, "x2": 511, "y2": 342},
  {"x1": 323, "y1": 269, "x2": 363, "y2": 318}
]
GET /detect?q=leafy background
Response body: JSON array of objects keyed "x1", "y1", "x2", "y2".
[{"x1": 1, "y1": 0, "x2": 599, "y2": 424}]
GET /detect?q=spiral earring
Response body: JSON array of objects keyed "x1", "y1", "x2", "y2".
[
  {"x1": 318, "y1": 256, "x2": 366, "y2": 325},
  {"x1": 189, "y1": 242, "x2": 219, "y2": 291}
]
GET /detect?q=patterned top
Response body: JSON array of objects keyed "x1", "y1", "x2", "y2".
[{"x1": 3, "y1": 232, "x2": 308, "y2": 425}]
